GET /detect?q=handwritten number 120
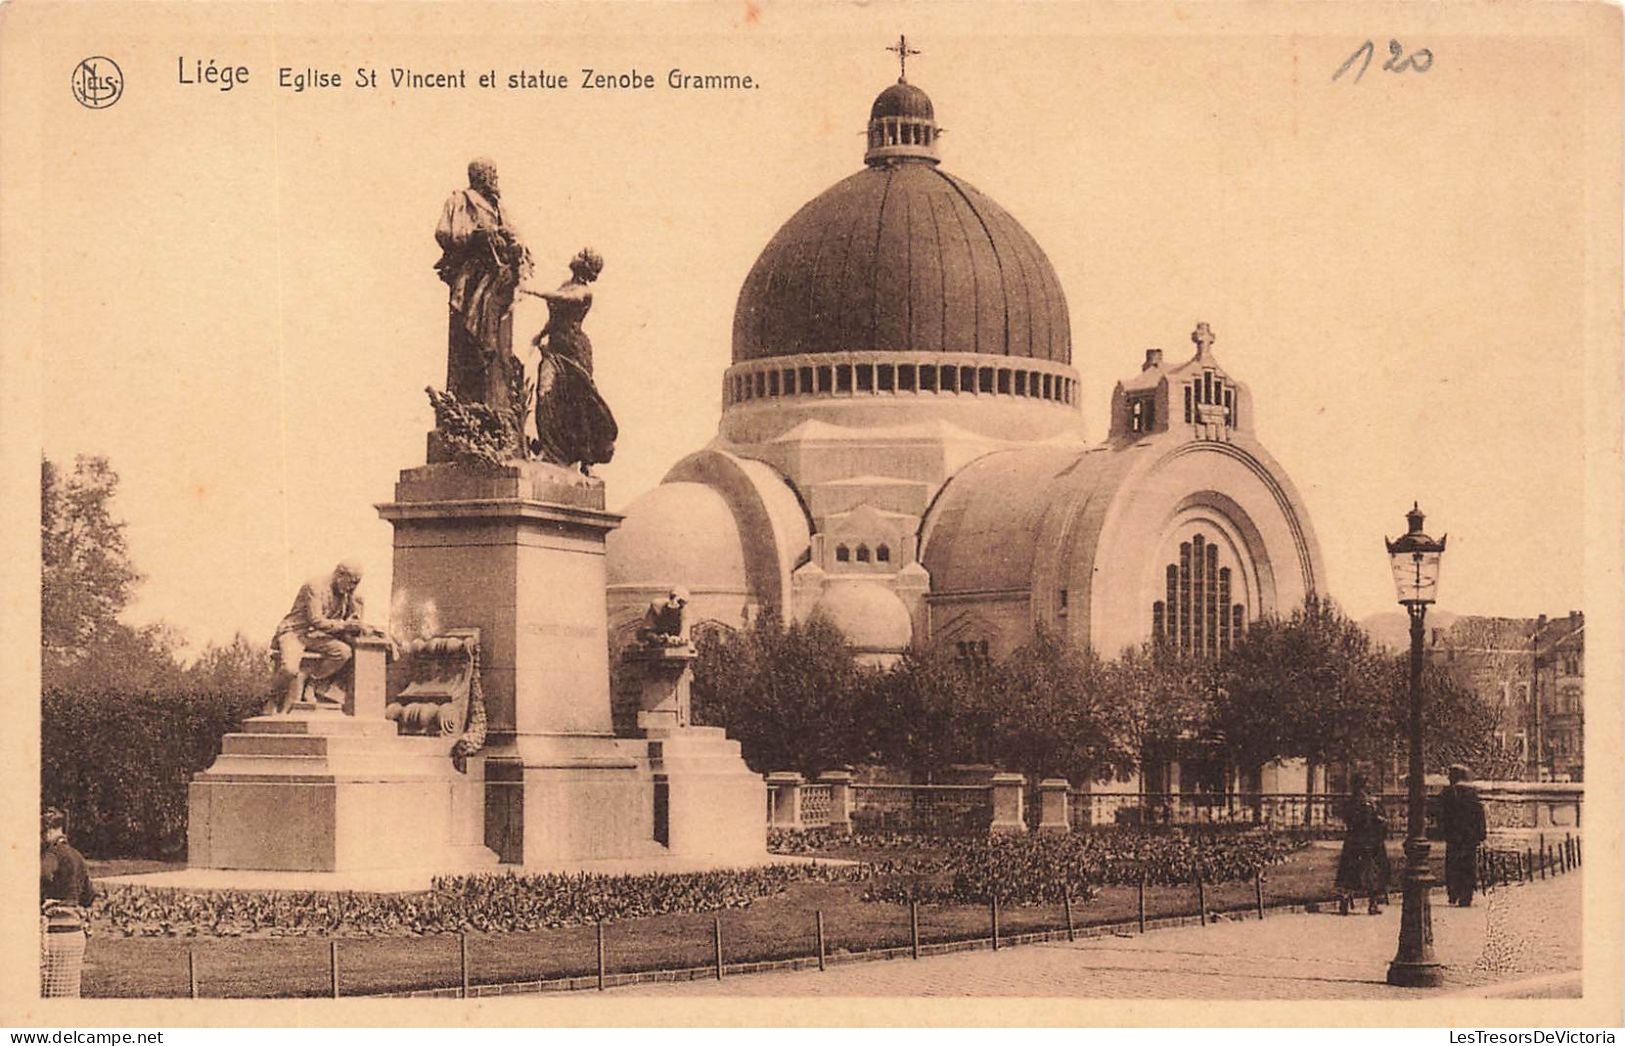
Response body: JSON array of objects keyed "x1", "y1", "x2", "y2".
[{"x1": 1334, "y1": 40, "x2": 1433, "y2": 83}]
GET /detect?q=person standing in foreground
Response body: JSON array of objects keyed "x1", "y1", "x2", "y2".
[
  {"x1": 40, "y1": 808, "x2": 95, "y2": 998},
  {"x1": 1437, "y1": 763, "x2": 1489, "y2": 906},
  {"x1": 1334, "y1": 774, "x2": 1393, "y2": 915}
]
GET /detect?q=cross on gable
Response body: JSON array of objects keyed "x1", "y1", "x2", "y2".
[
  {"x1": 1192, "y1": 321, "x2": 1215, "y2": 356},
  {"x1": 887, "y1": 34, "x2": 921, "y2": 81}
]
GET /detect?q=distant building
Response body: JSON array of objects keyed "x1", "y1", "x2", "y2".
[{"x1": 1426, "y1": 611, "x2": 1584, "y2": 781}]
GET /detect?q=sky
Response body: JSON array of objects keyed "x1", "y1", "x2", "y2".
[{"x1": 19, "y1": 2, "x2": 1611, "y2": 655}]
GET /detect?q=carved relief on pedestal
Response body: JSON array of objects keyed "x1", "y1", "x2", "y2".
[{"x1": 386, "y1": 627, "x2": 489, "y2": 771}]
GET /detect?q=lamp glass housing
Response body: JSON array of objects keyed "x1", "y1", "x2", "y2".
[{"x1": 1389, "y1": 548, "x2": 1443, "y2": 605}]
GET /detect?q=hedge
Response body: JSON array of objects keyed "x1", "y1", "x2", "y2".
[{"x1": 41, "y1": 688, "x2": 260, "y2": 858}]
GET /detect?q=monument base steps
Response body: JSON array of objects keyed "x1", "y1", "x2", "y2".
[{"x1": 188, "y1": 714, "x2": 497, "y2": 873}]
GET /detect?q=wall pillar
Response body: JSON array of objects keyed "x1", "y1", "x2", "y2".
[
  {"x1": 990, "y1": 772, "x2": 1026, "y2": 833},
  {"x1": 1038, "y1": 779, "x2": 1071, "y2": 833},
  {"x1": 766, "y1": 772, "x2": 804, "y2": 829},
  {"x1": 818, "y1": 770, "x2": 854, "y2": 834}
]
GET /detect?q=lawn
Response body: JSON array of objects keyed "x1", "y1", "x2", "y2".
[{"x1": 78, "y1": 841, "x2": 1433, "y2": 998}]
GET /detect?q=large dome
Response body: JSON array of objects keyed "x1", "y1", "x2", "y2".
[{"x1": 730, "y1": 82, "x2": 1071, "y2": 365}]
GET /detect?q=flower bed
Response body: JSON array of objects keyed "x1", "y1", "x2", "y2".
[
  {"x1": 94, "y1": 864, "x2": 870, "y2": 938},
  {"x1": 778, "y1": 828, "x2": 1310, "y2": 905}
]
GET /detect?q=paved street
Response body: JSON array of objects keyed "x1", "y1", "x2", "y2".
[{"x1": 608, "y1": 873, "x2": 1581, "y2": 998}]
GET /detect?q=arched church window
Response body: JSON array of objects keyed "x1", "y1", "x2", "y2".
[
  {"x1": 876, "y1": 544, "x2": 891, "y2": 563},
  {"x1": 768, "y1": 370, "x2": 780, "y2": 397},
  {"x1": 1159, "y1": 535, "x2": 1244, "y2": 657},
  {"x1": 856, "y1": 544, "x2": 871, "y2": 563},
  {"x1": 835, "y1": 544, "x2": 850, "y2": 563},
  {"x1": 1183, "y1": 385, "x2": 1193, "y2": 423},
  {"x1": 997, "y1": 369, "x2": 1011, "y2": 394},
  {"x1": 1015, "y1": 371, "x2": 1028, "y2": 396}
]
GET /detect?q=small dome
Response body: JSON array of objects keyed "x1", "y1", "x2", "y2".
[
  {"x1": 606, "y1": 482, "x2": 748, "y2": 592},
  {"x1": 870, "y1": 80, "x2": 934, "y2": 121},
  {"x1": 811, "y1": 581, "x2": 914, "y2": 655}
]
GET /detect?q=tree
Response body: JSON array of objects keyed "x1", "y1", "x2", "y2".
[
  {"x1": 1397, "y1": 658, "x2": 1517, "y2": 780},
  {"x1": 974, "y1": 632, "x2": 1124, "y2": 782},
  {"x1": 41, "y1": 455, "x2": 143, "y2": 679},
  {"x1": 1103, "y1": 643, "x2": 1219, "y2": 776},
  {"x1": 861, "y1": 646, "x2": 982, "y2": 777},
  {"x1": 180, "y1": 632, "x2": 274, "y2": 695},
  {"x1": 1212, "y1": 596, "x2": 1392, "y2": 777},
  {"x1": 690, "y1": 610, "x2": 868, "y2": 776}
]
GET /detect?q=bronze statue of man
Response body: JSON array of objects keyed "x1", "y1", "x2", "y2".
[
  {"x1": 435, "y1": 158, "x2": 532, "y2": 412},
  {"x1": 268, "y1": 560, "x2": 381, "y2": 714}
]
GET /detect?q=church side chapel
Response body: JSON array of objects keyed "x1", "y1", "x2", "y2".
[{"x1": 605, "y1": 44, "x2": 1326, "y2": 800}]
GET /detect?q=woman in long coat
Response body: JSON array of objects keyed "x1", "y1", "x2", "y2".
[{"x1": 1335, "y1": 775, "x2": 1393, "y2": 915}]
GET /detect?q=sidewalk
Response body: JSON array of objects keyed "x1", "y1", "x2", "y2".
[{"x1": 606, "y1": 872, "x2": 1581, "y2": 998}]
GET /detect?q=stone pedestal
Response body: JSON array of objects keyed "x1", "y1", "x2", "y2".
[
  {"x1": 379, "y1": 461, "x2": 619, "y2": 740},
  {"x1": 624, "y1": 644, "x2": 696, "y2": 732},
  {"x1": 379, "y1": 460, "x2": 765, "y2": 868},
  {"x1": 346, "y1": 635, "x2": 392, "y2": 719},
  {"x1": 641, "y1": 727, "x2": 766, "y2": 862},
  {"x1": 188, "y1": 711, "x2": 496, "y2": 872}
]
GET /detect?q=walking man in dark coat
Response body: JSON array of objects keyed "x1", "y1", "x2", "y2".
[{"x1": 1438, "y1": 763, "x2": 1488, "y2": 906}]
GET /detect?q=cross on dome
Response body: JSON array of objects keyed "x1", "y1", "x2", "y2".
[
  {"x1": 887, "y1": 34, "x2": 921, "y2": 81},
  {"x1": 1192, "y1": 321, "x2": 1215, "y2": 358}
]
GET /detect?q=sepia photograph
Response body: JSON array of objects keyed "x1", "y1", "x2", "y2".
[{"x1": 1, "y1": 0, "x2": 1619, "y2": 1029}]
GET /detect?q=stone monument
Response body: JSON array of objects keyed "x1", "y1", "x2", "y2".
[
  {"x1": 188, "y1": 576, "x2": 493, "y2": 873},
  {"x1": 381, "y1": 161, "x2": 763, "y2": 867},
  {"x1": 188, "y1": 160, "x2": 765, "y2": 877}
]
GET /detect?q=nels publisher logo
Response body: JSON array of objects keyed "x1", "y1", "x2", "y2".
[{"x1": 72, "y1": 56, "x2": 123, "y2": 109}]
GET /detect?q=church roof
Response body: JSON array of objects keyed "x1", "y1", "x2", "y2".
[
  {"x1": 920, "y1": 445, "x2": 1126, "y2": 595},
  {"x1": 870, "y1": 80, "x2": 934, "y2": 121},
  {"x1": 730, "y1": 80, "x2": 1071, "y2": 365},
  {"x1": 605, "y1": 481, "x2": 752, "y2": 593}
]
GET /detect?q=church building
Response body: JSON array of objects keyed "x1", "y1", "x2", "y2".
[{"x1": 605, "y1": 69, "x2": 1325, "y2": 791}]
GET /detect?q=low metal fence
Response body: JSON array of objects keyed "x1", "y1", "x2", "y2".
[
  {"x1": 90, "y1": 832, "x2": 1581, "y2": 999},
  {"x1": 1067, "y1": 792, "x2": 1408, "y2": 834},
  {"x1": 849, "y1": 783, "x2": 993, "y2": 835}
]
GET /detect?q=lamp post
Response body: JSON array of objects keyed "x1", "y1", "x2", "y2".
[{"x1": 1385, "y1": 502, "x2": 1447, "y2": 988}]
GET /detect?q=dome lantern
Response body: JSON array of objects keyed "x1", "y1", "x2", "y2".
[
  {"x1": 865, "y1": 80, "x2": 939, "y2": 166},
  {"x1": 866, "y1": 36, "x2": 940, "y2": 166}
]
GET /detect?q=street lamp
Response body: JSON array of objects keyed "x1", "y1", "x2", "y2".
[{"x1": 1385, "y1": 502, "x2": 1447, "y2": 988}]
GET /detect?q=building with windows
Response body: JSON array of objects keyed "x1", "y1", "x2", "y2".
[
  {"x1": 1426, "y1": 611, "x2": 1585, "y2": 782},
  {"x1": 604, "y1": 72, "x2": 1325, "y2": 789}
]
